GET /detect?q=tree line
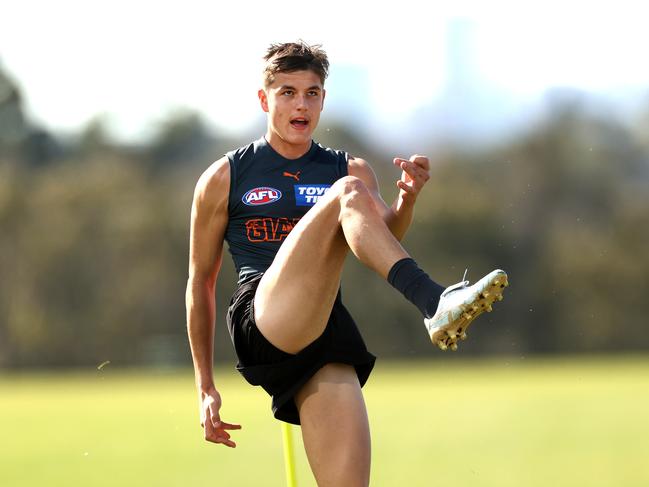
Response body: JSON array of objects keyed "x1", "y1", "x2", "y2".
[{"x1": 1, "y1": 67, "x2": 648, "y2": 368}]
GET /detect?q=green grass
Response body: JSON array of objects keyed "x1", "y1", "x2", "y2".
[{"x1": 1, "y1": 356, "x2": 648, "y2": 487}]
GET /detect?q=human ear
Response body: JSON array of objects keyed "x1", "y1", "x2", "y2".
[{"x1": 258, "y1": 89, "x2": 269, "y2": 113}]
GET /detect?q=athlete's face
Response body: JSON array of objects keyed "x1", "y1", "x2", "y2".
[{"x1": 258, "y1": 70, "x2": 325, "y2": 157}]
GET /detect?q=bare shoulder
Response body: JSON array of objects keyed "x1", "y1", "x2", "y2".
[
  {"x1": 347, "y1": 154, "x2": 370, "y2": 171},
  {"x1": 193, "y1": 156, "x2": 230, "y2": 209},
  {"x1": 347, "y1": 155, "x2": 379, "y2": 189}
]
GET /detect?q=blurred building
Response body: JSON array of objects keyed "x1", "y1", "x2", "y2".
[
  {"x1": 421, "y1": 18, "x2": 522, "y2": 146},
  {"x1": 361, "y1": 18, "x2": 529, "y2": 151},
  {"x1": 323, "y1": 63, "x2": 372, "y2": 124}
]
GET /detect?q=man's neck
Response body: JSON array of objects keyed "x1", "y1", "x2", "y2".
[{"x1": 265, "y1": 132, "x2": 312, "y2": 160}]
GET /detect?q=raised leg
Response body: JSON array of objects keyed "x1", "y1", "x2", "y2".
[{"x1": 254, "y1": 176, "x2": 408, "y2": 353}]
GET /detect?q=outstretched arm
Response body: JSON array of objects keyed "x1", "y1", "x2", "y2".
[
  {"x1": 348, "y1": 154, "x2": 430, "y2": 241},
  {"x1": 186, "y1": 156, "x2": 241, "y2": 447}
]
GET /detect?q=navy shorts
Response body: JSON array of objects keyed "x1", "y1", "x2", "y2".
[{"x1": 226, "y1": 274, "x2": 376, "y2": 425}]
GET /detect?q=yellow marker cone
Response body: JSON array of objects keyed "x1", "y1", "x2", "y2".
[{"x1": 282, "y1": 422, "x2": 297, "y2": 487}]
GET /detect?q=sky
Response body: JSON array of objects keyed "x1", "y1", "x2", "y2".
[{"x1": 1, "y1": 0, "x2": 648, "y2": 143}]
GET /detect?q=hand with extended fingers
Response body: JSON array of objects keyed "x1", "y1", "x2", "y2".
[
  {"x1": 393, "y1": 154, "x2": 431, "y2": 203},
  {"x1": 200, "y1": 387, "x2": 242, "y2": 448}
]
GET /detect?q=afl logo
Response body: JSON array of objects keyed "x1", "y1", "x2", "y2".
[{"x1": 243, "y1": 187, "x2": 282, "y2": 206}]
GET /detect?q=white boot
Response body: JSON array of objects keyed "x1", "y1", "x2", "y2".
[{"x1": 425, "y1": 269, "x2": 509, "y2": 351}]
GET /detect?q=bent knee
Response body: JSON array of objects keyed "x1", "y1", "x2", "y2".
[
  {"x1": 332, "y1": 176, "x2": 372, "y2": 206},
  {"x1": 333, "y1": 175, "x2": 369, "y2": 195}
]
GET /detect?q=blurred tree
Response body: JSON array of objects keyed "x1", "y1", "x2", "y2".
[
  {"x1": 482, "y1": 92, "x2": 649, "y2": 353},
  {"x1": 0, "y1": 64, "x2": 29, "y2": 151},
  {"x1": 1, "y1": 90, "x2": 648, "y2": 368},
  {"x1": 0, "y1": 62, "x2": 61, "y2": 165},
  {"x1": 148, "y1": 109, "x2": 217, "y2": 168},
  {"x1": 77, "y1": 115, "x2": 114, "y2": 155}
]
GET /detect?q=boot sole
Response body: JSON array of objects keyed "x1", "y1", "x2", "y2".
[{"x1": 428, "y1": 270, "x2": 509, "y2": 351}]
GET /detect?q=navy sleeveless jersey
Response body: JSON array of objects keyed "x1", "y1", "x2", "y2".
[{"x1": 225, "y1": 137, "x2": 349, "y2": 283}]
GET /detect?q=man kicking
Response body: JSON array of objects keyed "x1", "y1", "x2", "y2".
[{"x1": 186, "y1": 41, "x2": 508, "y2": 487}]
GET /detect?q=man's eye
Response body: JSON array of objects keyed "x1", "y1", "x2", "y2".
[
  {"x1": 282, "y1": 90, "x2": 293, "y2": 96},
  {"x1": 308, "y1": 91, "x2": 318, "y2": 96}
]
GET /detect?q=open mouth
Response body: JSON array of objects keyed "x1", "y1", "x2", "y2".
[{"x1": 290, "y1": 117, "x2": 309, "y2": 129}]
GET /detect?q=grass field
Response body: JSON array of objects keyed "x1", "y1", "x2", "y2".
[{"x1": 1, "y1": 356, "x2": 648, "y2": 487}]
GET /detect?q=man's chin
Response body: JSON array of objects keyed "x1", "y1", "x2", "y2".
[{"x1": 284, "y1": 132, "x2": 313, "y2": 146}]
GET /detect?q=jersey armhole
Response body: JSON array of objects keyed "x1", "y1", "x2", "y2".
[
  {"x1": 226, "y1": 153, "x2": 236, "y2": 215},
  {"x1": 341, "y1": 151, "x2": 350, "y2": 178}
]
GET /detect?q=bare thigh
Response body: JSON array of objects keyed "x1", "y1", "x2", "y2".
[
  {"x1": 253, "y1": 181, "x2": 350, "y2": 354},
  {"x1": 253, "y1": 175, "x2": 407, "y2": 354},
  {"x1": 296, "y1": 363, "x2": 371, "y2": 487}
]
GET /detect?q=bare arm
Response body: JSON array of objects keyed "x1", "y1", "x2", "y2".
[
  {"x1": 186, "y1": 156, "x2": 240, "y2": 447},
  {"x1": 348, "y1": 154, "x2": 430, "y2": 241}
]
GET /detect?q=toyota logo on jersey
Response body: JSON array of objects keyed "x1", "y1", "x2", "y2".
[{"x1": 242, "y1": 187, "x2": 283, "y2": 206}]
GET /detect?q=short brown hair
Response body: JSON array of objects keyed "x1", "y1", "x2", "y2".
[{"x1": 263, "y1": 41, "x2": 329, "y2": 87}]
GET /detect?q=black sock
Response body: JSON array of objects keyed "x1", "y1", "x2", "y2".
[{"x1": 387, "y1": 258, "x2": 445, "y2": 318}]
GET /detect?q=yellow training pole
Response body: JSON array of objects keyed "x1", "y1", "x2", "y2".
[{"x1": 281, "y1": 422, "x2": 297, "y2": 487}]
